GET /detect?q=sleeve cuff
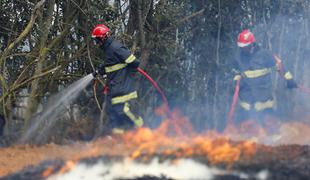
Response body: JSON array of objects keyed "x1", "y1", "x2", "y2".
[
  {"x1": 284, "y1": 72, "x2": 293, "y2": 80},
  {"x1": 125, "y1": 54, "x2": 136, "y2": 63},
  {"x1": 233, "y1": 75, "x2": 242, "y2": 81}
]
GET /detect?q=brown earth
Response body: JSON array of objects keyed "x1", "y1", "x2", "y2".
[
  {"x1": 2, "y1": 117, "x2": 310, "y2": 178},
  {"x1": 1, "y1": 137, "x2": 310, "y2": 179},
  {"x1": 0, "y1": 137, "x2": 128, "y2": 177}
]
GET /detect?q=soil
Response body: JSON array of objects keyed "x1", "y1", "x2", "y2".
[
  {"x1": 1, "y1": 138, "x2": 310, "y2": 180},
  {"x1": 2, "y1": 143, "x2": 310, "y2": 180},
  {"x1": 2, "y1": 119, "x2": 310, "y2": 178},
  {"x1": 0, "y1": 137, "x2": 128, "y2": 177}
]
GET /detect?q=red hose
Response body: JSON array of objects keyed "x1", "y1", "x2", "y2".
[
  {"x1": 137, "y1": 67, "x2": 170, "y2": 110},
  {"x1": 298, "y1": 85, "x2": 310, "y2": 95},
  {"x1": 227, "y1": 79, "x2": 240, "y2": 125},
  {"x1": 274, "y1": 55, "x2": 310, "y2": 96}
]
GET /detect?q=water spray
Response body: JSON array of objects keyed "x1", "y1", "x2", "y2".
[{"x1": 20, "y1": 74, "x2": 94, "y2": 144}]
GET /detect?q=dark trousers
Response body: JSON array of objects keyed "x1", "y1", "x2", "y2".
[
  {"x1": 106, "y1": 99, "x2": 142, "y2": 131},
  {"x1": 107, "y1": 103, "x2": 134, "y2": 130}
]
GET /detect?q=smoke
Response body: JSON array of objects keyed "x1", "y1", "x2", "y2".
[
  {"x1": 48, "y1": 158, "x2": 269, "y2": 180},
  {"x1": 250, "y1": 10, "x2": 310, "y2": 121},
  {"x1": 176, "y1": 1, "x2": 310, "y2": 133}
]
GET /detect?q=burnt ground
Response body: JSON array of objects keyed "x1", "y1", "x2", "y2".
[
  {"x1": 1, "y1": 144, "x2": 310, "y2": 180},
  {"x1": 234, "y1": 145, "x2": 310, "y2": 180}
]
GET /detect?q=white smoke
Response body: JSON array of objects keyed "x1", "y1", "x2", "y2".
[{"x1": 48, "y1": 158, "x2": 269, "y2": 180}]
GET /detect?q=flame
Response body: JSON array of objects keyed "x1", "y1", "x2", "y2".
[
  {"x1": 119, "y1": 107, "x2": 257, "y2": 166},
  {"x1": 41, "y1": 160, "x2": 78, "y2": 178},
  {"x1": 42, "y1": 166, "x2": 54, "y2": 177},
  {"x1": 40, "y1": 106, "x2": 310, "y2": 177},
  {"x1": 58, "y1": 160, "x2": 77, "y2": 174},
  {"x1": 5, "y1": 106, "x2": 310, "y2": 178}
]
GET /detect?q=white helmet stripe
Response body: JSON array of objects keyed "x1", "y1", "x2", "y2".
[{"x1": 237, "y1": 42, "x2": 251, "y2": 47}]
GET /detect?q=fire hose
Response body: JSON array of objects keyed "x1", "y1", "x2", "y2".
[
  {"x1": 137, "y1": 67, "x2": 170, "y2": 111},
  {"x1": 227, "y1": 79, "x2": 240, "y2": 125},
  {"x1": 92, "y1": 68, "x2": 170, "y2": 112},
  {"x1": 137, "y1": 68, "x2": 183, "y2": 134},
  {"x1": 274, "y1": 55, "x2": 310, "y2": 96},
  {"x1": 298, "y1": 85, "x2": 310, "y2": 95}
]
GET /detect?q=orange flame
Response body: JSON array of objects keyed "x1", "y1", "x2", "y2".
[
  {"x1": 119, "y1": 107, "x2": 257, "y2": 166},
  {"x1": 58, "y1": 160, "x2": 77, "y2": 174},
  {"x1": 42, "y1": 166, "x2": 54, "y2": 177}
]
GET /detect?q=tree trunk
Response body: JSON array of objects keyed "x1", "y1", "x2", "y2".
[
  {"x1": 24, "y1": 0, "x2": 55, "y2": 128},
  {"x1": 213, "y1": 0, "x2": 222, "y2": 129}
]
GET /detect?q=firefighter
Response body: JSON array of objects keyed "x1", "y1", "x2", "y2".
[
  {"x1": 233, "y1": 29, "x2": 298, "y2": 125},
  {"x1": 91, "y1": 24, "x2": 143, "y2": 134}
]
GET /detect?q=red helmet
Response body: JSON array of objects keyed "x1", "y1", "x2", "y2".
[
  {"x1": 91, "y1": 24, "x2": 110, "y2": 38},
  {"x1": 237, "y1": 29, "x2": 256, "y2": 47}
]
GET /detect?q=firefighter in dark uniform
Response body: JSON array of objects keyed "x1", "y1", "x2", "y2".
[
  {"x1": 233, "y1": 29, "x2": 298, "y2": 125},
  {"x1": 91, "y1": 24, "x2": 143, "y2": 134}
]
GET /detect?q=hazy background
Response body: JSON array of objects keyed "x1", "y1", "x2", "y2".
[{"x1": 1, "y1": 0, "x2": 310, "y2": 142}]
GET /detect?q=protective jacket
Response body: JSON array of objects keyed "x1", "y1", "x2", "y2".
[
  {"x1": 100, "y1": 37, "x2": 143, "y2": 130},
  {"x1": 233, "y1": 47, "x2": 293, "y2": 112}
]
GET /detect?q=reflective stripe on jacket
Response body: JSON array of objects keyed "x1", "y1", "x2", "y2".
[
  {"x1": 101, "y1": 38, "x2": 140, "y2": 99},
  {"x1": 234, "y1": 48, "x2": 275, "y2": 105}
]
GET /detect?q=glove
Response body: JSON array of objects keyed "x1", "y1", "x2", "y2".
[
  {"x1": 92, "y1": 64, "x2": 106, "y2": 77},
  {"x1": 286, "y1": 79, "x2": 298, "y2": 89},
  {"x1": 92, "y1": 70, "x2": 98, "y2": 77},
  {"x1": 127, "y1": 61, "x2": 140, "y2": 69},
  {"x1": 233, "y1": 75, "x2": 241, "y2": 81}
]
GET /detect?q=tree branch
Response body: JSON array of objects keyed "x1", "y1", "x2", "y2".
[
  {"x1": 0, "y1": 0, "x2": 46, "y2": 65},
  {"x1": 162, "y1": 7, "x2": 206, "y2": 32},
  {"x1": 0, "y1": 66, "x2": 61, "y2": 102}
]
